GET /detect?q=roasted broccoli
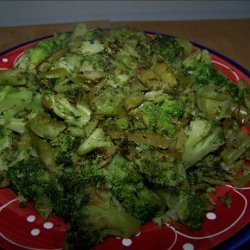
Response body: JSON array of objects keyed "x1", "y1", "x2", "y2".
[
  {"x1": 182, "y1": 119, "x2": 225, "y2": 167},
  {"x1": 156, "y1": 189, "x2": 205, "y2": 231},
  {"x1": 103, "y1": 155, "x2": 164, "y2": 222},
  {"x1": 1, "y1": 23, "x2": 249, "y2": 250},
  {"x1": 43, "y1": 93, "x2": 91, "y2": 127}
]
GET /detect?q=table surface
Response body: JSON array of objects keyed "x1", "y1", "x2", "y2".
[{"x1": 0, "y1": 19, "x2": 250, "y2": 70}]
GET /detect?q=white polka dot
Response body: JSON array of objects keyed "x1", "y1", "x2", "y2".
[
  {"x1": 31, "y1": 228, "x2": 40, "y2": 236},
  {"x1": 2, "y1": 58, "x2": 8, "y2": 63},
  {"x1": 122, "y1": 238, "x2": 133, "y2": 247},
  {"x1": 26, "y1": 215, "x2": 36, "y2": 222},
  {"x1": 183, "y1": 243, "x2": 194, "y2": 250},
  {"x1": 135, "y1": 231, "x2": 141, "y2": 237},
  {"x1": 206, "y1": 212, "x2": 217, "y2": 220},
  {"x1": 43, "y1": 222, "x2": 54, "y2": 229}
]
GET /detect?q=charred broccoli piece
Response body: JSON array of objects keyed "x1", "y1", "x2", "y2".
[
  {"x1": 104, "y1": 155, "x2": 164, "y2": 223},
  {"x1": 182, "y1": 119, "x2": 225, "y2": 167},
  {"x1": 156, "y1": 189, "x2": 205, "y2": 231}
]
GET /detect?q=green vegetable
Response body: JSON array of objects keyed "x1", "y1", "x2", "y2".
[{"x1": 1, "y1": 23, "x2": 249, "y2": 250}]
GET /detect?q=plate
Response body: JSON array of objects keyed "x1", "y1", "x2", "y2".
[{"x1": 0, "y1": 32, "x2": 249, "y2": 250}]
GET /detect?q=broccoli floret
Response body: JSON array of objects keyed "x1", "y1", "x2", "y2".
[
  {"x1": 60, "y1": 172, "x2": 140, "y2": 249},
  {"x1": 104, "y1": 155, "x2": 164, "y2": 222},
  {"x1": 140, "y1": 98, "x2": 185, "y2": 135},
  {"x1": 79, "y1": 53, "x2": 110, "y2": 81},
  {"x1": 7, "y1": 158, "x2": 62, "y2": 218},
  {"x1": 0, "y1": 86, "x2": 43, "y2": 128},
  {"x1": 187, "y1": 155, "x2": 234, "y2": 186},
  {"x1": 43, "y1": 94, "x2": 91, "y2": 127},
  {"x1": 197, "y1": 85, "x2": 233, "y2": 120},
  {"x1": 114, "y1": 42, "x2": 152, "y2": 70},
  {"x1": 182, "y1": 50, "x2": 239, "y2": 96},
  {"x1": 182, "y1": 119, "x2": 225, "y2": 167},
  {"x1": 79, "y1": 41, "x2": 104, "y2": 55},
  {"x1": 91, "y1": 84, "x2": 127, "y2": 116},
  {"x1": 137, "y1": 159, "x2": 186, "y2": 188},
  {"x1": 0, "y1": 126, "x2": 31, "y2": 172},
  {"x1": 156, "y1": 190, "x2": 205, "y2": 231},
  {"x1": 50, "y1": 133, "x2": 81, "y2": 166},
  {"x1": 78, "y1": 128, "x2": 113, "y2": 155},
  {"x1": 153, "y1": 35, "x2": 192, "y2": 66},
  {"x1": 16, "y1": 39, "x2": 59, "y2": 72},
  {"x1": 0, "y1": 126, "x2": 17, "y2": 169}
]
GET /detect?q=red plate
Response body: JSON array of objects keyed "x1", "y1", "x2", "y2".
[{"x1": 0, "y1": 34, "x2": 249, "y2": 250}]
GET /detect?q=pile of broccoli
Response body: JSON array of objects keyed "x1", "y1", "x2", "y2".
[{"x1": 0, "y1": 23, "x2": 249, "y2": 250}]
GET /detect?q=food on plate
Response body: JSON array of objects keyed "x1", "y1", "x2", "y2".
[{"x1": 0, "y1": 23, "x2": 249, "y2": 249}]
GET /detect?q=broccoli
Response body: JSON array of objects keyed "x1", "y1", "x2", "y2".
[
  {"x1": 182, "y1": 119, "x2": 225, "y2": 167},
  {"x1": 7, "y1": 158, "x2": 62, "y2": 218},
  {"x1": 59, "y1": 171, "x2": 140, "y2": 249},
  {"x1": 30, "y1": 134, "x2": 60, "y2": 174},
  {"x1": 139, "y1": 98, "x2": 185, "y2": 135},
  {"x1": 182, "y1": 50, "x2": 239, "y2": 96},
  {"x1": 28, "y1": 112, "x2": 66, "y2": 139},
  {"x1": 78, "y1": 128, "x2": 113, "y2": 155},
  {"x1": 0, "y1": 126, "x2": 30, "y2": 172},
  {"x1": 91, "y1": 83, "x2": 128, "y2": 116},
  {"x1": 156, "y1": 189, "x2": 205, "y2": 231},
  {"x1": 5, "y1": 117, "x2": 26, "y2": 134},
  {"x1": 187, "y1": 155, "x2": 234, "y2": 187},
  {"x1": 43, "y1": 93, "x2": 92, "y2": 127},
  {"x1": 0, "y1": 69, "x2": 27, "y2": 86},
  {"x1": 103, "y1": 155, "x2": 165, "y2": 223},
  {"x1": 68, "y1": 24, "x2": 103, "y2": 53},
  {"x1": 197, "y1": 85, "x2": 232, "y2": 120},
  {"x1": 153, "y1": 35, "x2": 192, "y2": 66},
  {"x1": 114, "y1": 43, "x2": 152, "y2": 70},
  {"x1": 137, "y1": 62, "x2": 177, "y2": 92},
  {"x1": 221, "y1": 130, "x2": 250, "y2": 165},
  {"x1": 79, "y1": 53, "x2": 110, "y2": 81},
  {"x1": 50, "y1": 133, "x2": 81, "y2": 166},
  {"x1": 56, "y1": 53, "x2": 82, "y2": 73},
  {"x1": 0, "y1": 126, "x2": 18, "y2": 169},
  {"x1": 0, "y1": 86, "x2": 43, "y2": 129},
  {"x1": 16, "y1": 38, "x2": 59, "y2": 72},
  {"x1": 79, "y1": 41, "x2": 104, "y2": 55},
  {"x1": 137, "y1": 159, "x2": 186, "y2": 188}
]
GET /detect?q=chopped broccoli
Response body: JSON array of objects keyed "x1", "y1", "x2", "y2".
[
  {"x1": 140, "y1": 98, "x2": 185, "y2": 135},
  {"x1": 28, "y1": 112, "x2": 66, "y2": 139},
  {"x1": 182, "y1": 119, "x2": 225, "y2": 167},
  {"x1": 137, "y1": 62, "x2": 177, "y2": 92},
  {"x1": 153, "y1": 35, "x2": 192, "y2": 65},
  {"x1": 135, "y1": 151, "x2": 186, "y2": 188},
  {"x1": 221, "y1": 130, "x2": 250, "y2": 165},
  {"x1": 7, "y1": 158, "x2": 62, "y2": 218},
  {"x1": 78, "y1": 128, "x2": 113, "y2": 155},
  {"x1": 0, "y1": 69, "x2": 27, "y2": 86},
  {"x1": 104, "y1": 155, "x2": 164, "y2": 222},
  {"x1": 50, "y1": 133, "x2": 81, "y2": 166},
  {"x1": 16, "y1": 38, "x2": 59, "y2": 72},
  {"x1": 59, "y1": 172, "x2": 140, "y2": 249},
  {"x1": 182, "y1": 50, "x2": 239, "y2": 96},
  {"x1": 197, "y1": 85, "x2": 232, "y2": 120},
  {"x1": 43, "y1": 94, "x2": 91, "y2": 127},
  {"x1": 156, "y1": 190, "x2": 205, "y2": 231}
]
